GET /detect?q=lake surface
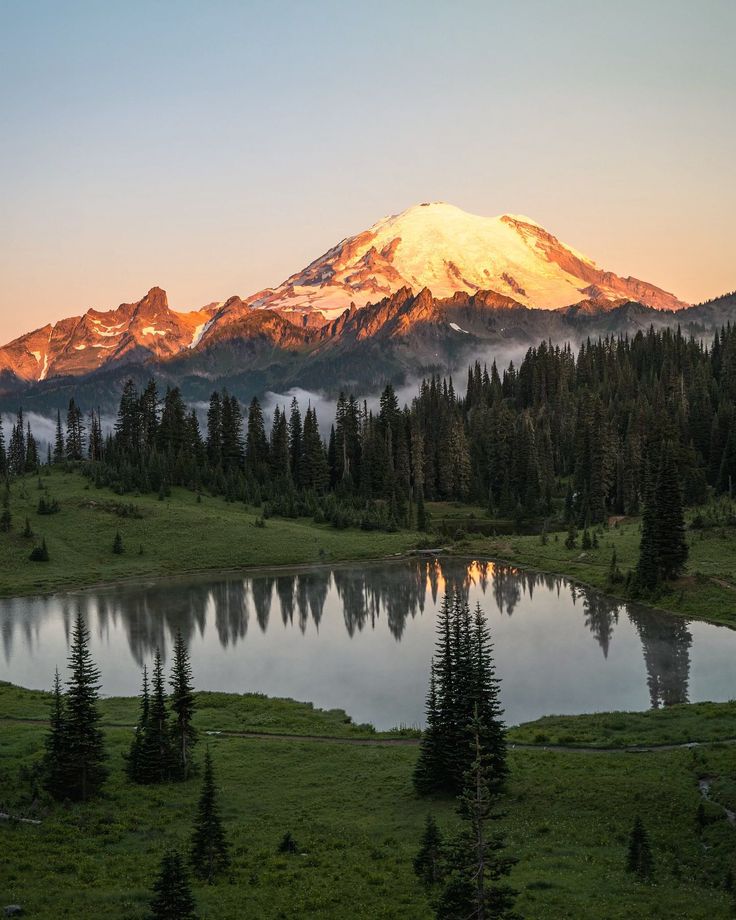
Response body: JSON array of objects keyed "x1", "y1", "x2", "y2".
[{"x1": 1, "y1": 558, "x2": 735, "y2": 730}]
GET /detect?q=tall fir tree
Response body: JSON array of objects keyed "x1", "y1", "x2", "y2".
[
  {"x1": 169, "y1": 630, "x2": 197, "y2": 781},
  {"x1": 62, "y1": 612, "x2": 108, "y2": 801},
  {"x1": 626, "y1": 816, "x2": 654, "y2": 881},
  {"x1": 144, "y1": 649, "x2": 175, "y2": 784},
  {"x1": 190, "y1": 748, "x2": 230, "y2": 883},
  {"x1": 126, "y1": 665, "x2": 150, "y2": 783},
  {"x1": 435, "y1": 709, "x2": 518, "y2": 920},
  {"x1": 41, "y1": 668, "x2": 70, "y2": 799},
  {"x1": 414, "y1": 813, "x2": 444, "y2": 888}
]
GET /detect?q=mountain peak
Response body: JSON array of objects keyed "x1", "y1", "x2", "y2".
[{"x1": 247, "y1": 202, "x2": 687, "y2": 319}]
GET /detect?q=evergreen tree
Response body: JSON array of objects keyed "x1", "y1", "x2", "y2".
[
  {"x1": 435, "y1": 710, "x2": 518, "y2": 920},
  {"x1": 41, "y1": 668, "x2": 70, "y2": 799},
  {"x1": 29, "y1": 538, "x2": 49, "y2": 561},
  {"x1": 626, "y1": 816, "x2": 654, "y2": 881},
  {"x1": 65, "y1": 398, "x2": 85, "y2": 460},
  {"x1": 170, "y1": 630, "x2": 197, "y2": 780},
  {"x1": 112, "y1": 531, "x2": 124, "y2": 554},
  {"x1": 414, "y1": 814, "x2": 444, "y2": 888},
  {"x1": 415, "y1": 594, "x2": 507, "y2": 797},
  {"x1": 652, "y1": 445, "x2": 689, "y2": 580},
  {"x1": 190, "y1": 748, "x2": 230, "y2": 883},
  {"x1": 62, "y1": 612, "x2": 107, "y2": 800},
  {"x1": 126, "y1": 665, "x2": 150, "y2": 783},
  {"x1": 150, "y1": 850, "x2": 198, "y2": 920},
  {"x1": 144, "y1": 649, "x2": 175, "y2": 783},
  {"x1": 636, "y1": 444, "x2": 689, "y2": 589},
  {"x1": 53, "y1": 409, "x2": 65, "y2": 463},
  {"x1": 245, "y1": 396, "x2": 269, "y2": 477},
  {"x1": 413, "y1": 663, "x2": 443, "y2": 795}
]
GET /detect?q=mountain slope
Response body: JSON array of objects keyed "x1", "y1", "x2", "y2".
[
  {"x1": 0, "y1": 203, "x2": 716, "y2": 399},
  {"x1": 243, "y1": 202, "x2": 688, "y2": 319},
  {"x1": 0, "y1": 288, "x2": 217, "y2": 383}
]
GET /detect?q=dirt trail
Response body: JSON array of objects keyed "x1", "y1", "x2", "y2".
[{"x1": 3, "y1": 716, "x2": 736, "y2": 755}]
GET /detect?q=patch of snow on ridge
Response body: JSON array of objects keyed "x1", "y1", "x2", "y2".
[
  {"x1": 30, "y1": 350, "x2": 42, "y2": 362},
  {"x1": 190, "y1": 318, "x2": 214, "y2": 348},
  {"x1": 449, "y1": 322, "x2": 469, "y2": 334},
  {"x1": 141, "y1": 327, "x2": 168, "y2": 336}
]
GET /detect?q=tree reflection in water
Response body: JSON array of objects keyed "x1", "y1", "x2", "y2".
[{"x1": 0, "y1": 558, "x2": 694, "y2": 710}]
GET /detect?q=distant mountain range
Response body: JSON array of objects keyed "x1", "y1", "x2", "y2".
[{"x1": 1, "y1": 203, "x2": 732, "y2": 413}]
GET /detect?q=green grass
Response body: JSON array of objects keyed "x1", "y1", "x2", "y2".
[
  {"x1": 3, "y1": 471, "x2": 736, "y2": 631},
  {"x1": 508, "y1": 701, "x2": 736, "y2": 748},
  {"x1": 1, "y1": 685, "x2": 735, "y2": 918},
  {"x1": 0, "y1": 469, "x2": 421, "y2": 597},
  {"x1": 445, "y1": 512, "x2": 736, "y2": 628}
]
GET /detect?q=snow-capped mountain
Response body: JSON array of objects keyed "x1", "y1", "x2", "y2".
[
  {"x1": 243, "y1": 202, "x2": 688, "y2": 319},
  {"x1": 0, "y1": 202, "x2": 706, "y2": 391},
  {"x1": 0, "y1": 287, "x2": 217, "y2": 383}
]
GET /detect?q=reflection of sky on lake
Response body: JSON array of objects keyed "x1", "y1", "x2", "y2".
[{"x1": 1, "y1": 558, "x2": 734, "y2": 730}]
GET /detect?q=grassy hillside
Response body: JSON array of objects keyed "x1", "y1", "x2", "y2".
[
  {"x1": 2, "y1": 471, "x2": 735, "y2": 632},
  {"x1": 1, "y1": 685, "x2": 735, "y2": 918},
  {"x1": 0, "y1": 469, "x2": 421, "y2": 597},
  {"x1": 432, "y1": 502, "x2": 736, "y2": 628}
]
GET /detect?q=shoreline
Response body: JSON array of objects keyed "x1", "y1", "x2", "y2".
[{"x1": 1, "y1": 542, "x2": 733, "y2": 633}]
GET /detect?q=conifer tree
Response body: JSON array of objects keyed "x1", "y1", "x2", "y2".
[
  {"x1": 42, "y1": 668, "x2": 70, "y2": 799},
  {"x1": 144, "y1": 649, "x2": 175, "y2": 783},
  {"x1": 652, "y1": 445, "x2": 689, "y2": 580},
  {"x1": 62, "y1": 612, "x2": 107, "y2": 800},
  {"x1": 53, "y1": 409, "x2": 65, "y2": 463},
  {"x1": 415, "y1": 594, "x2": 507, "y2": 797},
  {"x1": 414, "y1": 814, "x2": 444, "y2": 888},
  {"x1": 170, "y1": 630, "x2": 197, "y2": 780},
  {"x1": 413, "y1": 663, "x2": 443, "y2": 795},
  {"x1": 29, "y1": 538, "x2": 49, "y2": 561},
  {"x1": 435, "y1": 709, "x2": 518, "y2": 920},
  {"x1": 190, "y1": 748, "x2": 230, "y2": 883},
  {"x1": 126, "y1": 665, "x2": 150, "y2": 783},
  {"x1": 112, "y1": 531, "x2": 124, "y2": 554},
  {"x1": 150, "y1": 850, "x2": 198, "y2": 920},
  {"x1": 626, "y1": 816, "x2": 654, "y2": 881}
]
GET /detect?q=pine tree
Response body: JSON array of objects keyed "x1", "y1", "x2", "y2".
[
  {"x1": 62, "y1": 612, "x2": 107, "y2": 801},
  {"x1": 112, "y1": 531, "x2": 124, "y2": 554},
  {"x1": 414, "y1": 814, "x2": 444, "y2": 888},
  {"x1": 415, "y1": 594, "x2": 507, "y2": 797},
  {"x1": 126, "y1": 665, "x2": 150, "y2": 783},
  {"x1": 468, "y1": 603, "x2": 508, "y2": 800},
  {"x1": 626, "y1": 816, "x2": 654, "y2": 881},
  {"x1": 190, "y1": 748, "x2": 230, "y2": 883},
  {"x1": 0, "y1": 422, "x2": 6, "y2": 478},
  {"x1": 652, "y1": 444, "x2": 689, "y2": 581},
  {"x1": 53, "y1": 410, "x2": 65, "y2": 463},
  {"x1": 150, "y1": 850, "x2": 198, "y2": 920},
  {"x1": 143, "y1": 649, "x2": 175, "y2": 783},
  {"x1": 170, "y1": 630, "x2": 197, "y2": 781},
  {"x1": 435, "y1": 709, "x2": 518, "y2": 920},
  {"x1": 29, "y1": 538, "x2": 49, "y2": 561},
  {"x1": 41, "y1": 668, "x2": 70, "y2": 799},
  {"x1": 413, "y1": 663, "x2": 443, "y2": 794}
]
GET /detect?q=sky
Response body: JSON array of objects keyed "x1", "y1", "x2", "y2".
[{"x1": 0, "y1": 0, "x2": 734, "y2": 343}]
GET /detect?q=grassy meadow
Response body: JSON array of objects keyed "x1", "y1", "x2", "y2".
[
  {"x1": 0, "y1": 468, "x2": 420, "y2": 597},
  {"x1": 2, "y1": 684, "x2": 736, "y2": 919},
  {"x1": 1, "y1": 470, "x2": 736, "y2": 634},
  {"x1": 430, "y1": 502, "x2": 736, "y2": 628}
]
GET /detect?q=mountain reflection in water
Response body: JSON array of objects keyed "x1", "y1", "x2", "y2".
[{"x1": 1, "y1": 558, "x2": 728, "y2": 729}]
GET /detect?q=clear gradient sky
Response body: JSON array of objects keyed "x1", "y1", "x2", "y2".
[{"x1": 1, "y1": 0, "x2": 734, "y2": 343}]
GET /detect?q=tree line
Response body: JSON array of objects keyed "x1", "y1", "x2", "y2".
[{"x1": 3, "y1": 325, "x2": 734, "y2": 523}]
